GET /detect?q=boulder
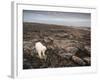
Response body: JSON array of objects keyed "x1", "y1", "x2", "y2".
[
  {"x1": 58, "y1": 53, "x2": 73, "y2": 60},
  {"x1": 84, "y1": 46, "x2": 91, "y2": 55},
  {"x1": 23, "y1": 61, "x2": 33, "y2": 69},
  {"x1": 83, "y1": 57, "x2": 91, "y2": 65},
  {"x1": 72, "y1": 56, "x2": 86, "y2": 66},
  {"x1": 23, "y1": 47, "x2": 31, "y2": 57},
  {"x1": 65, "y1": 47, "x2": 78, "y2": 55},
  {"x1": 23, "y1": 41, "x2": 32, "y2": 47},
  {"x1": 76, "y1": 46, "x2": 90, "y2": 58},
  {"x1": 31, "y1": 48, "x2": 37, "y2": 56}
]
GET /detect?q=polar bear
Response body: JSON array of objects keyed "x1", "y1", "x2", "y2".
[{"x1": 35, "y1": 42, "x2": 47, "y2": 59}]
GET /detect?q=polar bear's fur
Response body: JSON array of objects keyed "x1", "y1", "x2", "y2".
[{"x1": 35, "y1": 42, "x2": 47, "y2": 59}]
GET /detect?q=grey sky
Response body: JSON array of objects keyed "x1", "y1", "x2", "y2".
[{"x1": 23, "y1": 10, "x2": 91, "y2": 27}]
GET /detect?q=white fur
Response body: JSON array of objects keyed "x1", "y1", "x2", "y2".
[{"x1": 35, "y1": 42, "x2": 47, "y2": 59}]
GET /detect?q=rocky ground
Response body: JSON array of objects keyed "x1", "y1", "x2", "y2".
[{"x1": 23, "y1": 22, "x2": 91, "y2": 69}]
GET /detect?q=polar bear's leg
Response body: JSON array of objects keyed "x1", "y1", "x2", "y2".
[
  {"x1": 42, "y1": 50, "x2": 46, "y2": 57},
  {"x1": 38, "y1": 50, "x2": 42, "y2": 59},
  {"x1": 42, "y1": 50, "x2": 47, "y2": 60}
]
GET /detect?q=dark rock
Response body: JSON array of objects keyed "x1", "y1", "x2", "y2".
[
  {"x1": 23, "y1": 47, "x2": 32, "y2": 59},
  {"x1": 72, "y1": 56, "x2": 86, "y2": 66},
  {"x1": 23, "y1": 61, "x2": 33, "y2": 69},
  {"x1": 76, "y1": 46, "x2": 90, "y2": 58},
  {"x1": 43, "y1": 38, "x2": 50, "y2": 43},
  {"x1": 23, "y1": 41, "x2": 32, "y2": 48},
  {"x1": 64, "y1": 53, "x2": 73, "y2": 59},
  {"x1": 23, "y1": 58, "x2": 28, "y2": 62},
  {"x1": 23, "y1": 41, "x2": 33, "y2": 57},
  {"x1": 23, "y1": 23, "x2": 91, "y2": 68},
  {"x1": 31, "y1": 39, "x2": 39, "y2": 43},
  {"x1": 31, "y1": 48, "x2": 37, "y2": 56},
  {"x1": 31, "y1": 58, "x2": 46, "y2": 68},
  {"x1": 84, "y1": 46, "x2": 91, "y2": 55},
  {"x1": 58, "y1": 53, "x2": 73, "y2": 60},
  {"x1": 55, "y1": 33, "x2": 69, "y2": 38},
  {"x1": 83, "y1": 57, "x2": 91, "y2": 65},
  {"x1": 43, "y1": 37, "x2": 54, "y2": 46},
  {"x1": 48, "y1": 37, "x2": 54, "y2": 41},
  {"x1": 65, "y1": 47, "x2": 78, "y2": 55}
]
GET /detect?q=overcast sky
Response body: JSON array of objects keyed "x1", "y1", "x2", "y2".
[{"x1": 23, "y1": 10, "x2": 91, "y2": 27}]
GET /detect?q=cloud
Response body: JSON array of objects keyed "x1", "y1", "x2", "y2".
[{"x1": 23, "y1": 10, "x2": 91, "y2": 27}]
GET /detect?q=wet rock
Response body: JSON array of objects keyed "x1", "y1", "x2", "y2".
[
  {"x1": 83, "y1": 57, "x2": 91, "y2": 65},
  {"x1": 72, "y1": 56, "x2": 86, "y2": 66}
]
